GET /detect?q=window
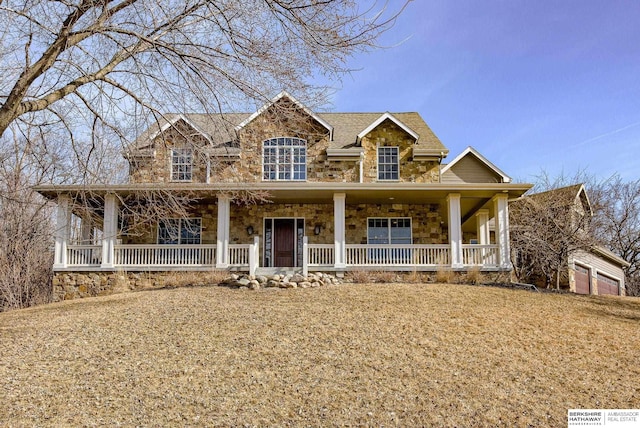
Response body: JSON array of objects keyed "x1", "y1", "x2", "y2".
[
  {"x1": 158, "y1": 218, "x2": 201, "y2": 244},
  {"x1": 171, "y1": 148, "x2": 193, "y2": 181},
  {"x1": 367, "y1": 218, "x2": 412, "y2": 263},
  {"x1": 368, "y1": 218, "x2": 412, "y2": 244},
  {"x1": 263, "y1": 137, "x2": 306, "y2": 181},
  {"x1": 377, "y1": 146, "x2": 399, "y2": 180}
]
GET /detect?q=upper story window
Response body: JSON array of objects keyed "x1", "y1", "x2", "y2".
[
  {"x1": 171, "y1": 148, "x2": 193, "y2": 181},
  {"x1": 158, "y1": 218, "x2": 202, "y2": 244},
  {"x1": 263, "y1": 137, "x2": 307, "y2": 181},
  {"x1": 378, "y1": 146, "x2": 399, "y2": 181}
]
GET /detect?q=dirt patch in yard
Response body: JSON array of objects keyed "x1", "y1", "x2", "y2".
[{"x1": 1, "y1": 283, "x2": 639, "y2": 426}]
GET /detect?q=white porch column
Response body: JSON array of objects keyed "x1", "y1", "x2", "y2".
[
  {"x1": 302, "y1": 236, "x2": 309, "y2": 277},
  {"x1": 53, "y1": 194, "x2": 71, "y2": 269},
  {"x1": 249, "y1": 235, "x2": 259, "y2": 276},
  {"x1": 475, "y1": 209, "x2": 490, "y2": 245},
  {"x1": 334, "y1": 193, "x2": 346, "y2": 268},
  {"x1": 101, "y1": 193, "x2": 118, "y2": 268},
  {"x1": 493, "y1": 193, "x2": 512, "y2": 269},
  {"x1": 447, "y1": 193, "x2": 463, "y2": 268},
  {"x1": 80, "y1": 217, "x2": 93, "y2": 244},
  {"x1": 216, "y1": 194, "x2": 231, "y2": 268}
]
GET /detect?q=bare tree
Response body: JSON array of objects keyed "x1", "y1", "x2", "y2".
[
  {"x1": 0, "y1": 133, "x2": 60, "y2": 310},
  {"x1": 590, "y1": 176, "x2": 640, "y2": 296},
  {"x1": 510, "y1": 174, "x2": 596, "y2": 289},
  {"x1": 0, "y1": 0, "x2": 407, "y2": 158}
]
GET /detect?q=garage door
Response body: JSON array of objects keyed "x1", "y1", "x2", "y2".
[
  {"x1": 597, "y1": 273, "x2": 620, "y2": 296},
  {"x1": 574, "y1": 264, "x2": 590, "y2": 294}
]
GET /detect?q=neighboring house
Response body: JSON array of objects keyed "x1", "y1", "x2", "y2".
[
  {"x1": 511, "y1": 184, "x2": 629, "y2": 296},
  {"x1": 36, "y1": 91, "x2": 532, "y2": 293}
]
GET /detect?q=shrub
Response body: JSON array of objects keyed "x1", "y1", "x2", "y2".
[
  {"x1": 435, "y1": 266, "x2": 453, "y2": 284},
  {"x1": 346, "y1": 270, "x2": 372, "y2": 284}
]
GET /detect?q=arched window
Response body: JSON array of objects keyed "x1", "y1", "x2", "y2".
[{"x1": 262, "y1": 137, "x2": 307, "y2": 181}]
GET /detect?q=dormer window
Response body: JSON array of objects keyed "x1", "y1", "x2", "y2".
[
  {"x1": 171, "y1": 148, "x2": 192, "y2": 181},
  {"x1": 263, "y1": 137, "x2": 307, "y2": 181},
  {"x1": 378, "y1": 146, "x2": 399, "y2": 181}
]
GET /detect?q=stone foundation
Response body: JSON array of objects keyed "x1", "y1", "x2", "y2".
[{"x1": 53, "y1": 268, "x2": 514, "y2": 301}]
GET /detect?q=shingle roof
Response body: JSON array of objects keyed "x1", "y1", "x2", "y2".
[{"x1": 127, "y1": 110, "x2": 447, "y2": 156}]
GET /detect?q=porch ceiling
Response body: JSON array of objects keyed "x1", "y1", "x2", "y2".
[
  {"x1": 34, "y1": 182, "x2": 531, "y2": 230},
  {"x1": 35, "y1": 182, "x2": 531, "y2": 202}
]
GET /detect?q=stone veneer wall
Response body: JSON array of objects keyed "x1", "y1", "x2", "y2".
[
  {"x1": 230, "y1": 203, "x2": 335, "y2": 245},
  {"x1": 53, "y1": 269, "x2": 514, "y2": 302},
  {"x1": 129, "y1": 102, "x2": 441, "y2": 185},
  {"x1": 121, "y1": 203, "x2": 218, "y2": 245},
  {"x1": 52, "y1": 271, "x2": 226, "y2": 301},
  {"x1": 129, "y1": 120, "x2": 210, "y2": 184},
  {"x1": 360, "y1": 119, "x2": 440, "y2": 183},
  {"x1": 121, "y1": 202, "x2": 447, "y2": 246},
  {"x1": 345, "y1": 204, "x2": 445, "y2": 244}
]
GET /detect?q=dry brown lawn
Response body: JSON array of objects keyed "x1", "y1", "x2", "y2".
[{"x1": 1, "y1": 283, "x2": 639, "y2": 427}]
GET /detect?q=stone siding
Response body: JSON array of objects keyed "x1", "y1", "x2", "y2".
[
  {"x1": 129, "y1": 119, "x2": 210, "y2": 184},
  {"x1": 121, "y1": 203, "x2": 218, "y2": 245},
  {"x1": 230, "y1": 203, "x2": 334, "y2": 245},
  {"x1": 360, "y1": 119, "x2": 440, "y2": 183},
  {"x1": 120, "y1": 202, "x2": 446, "y2": 246},
  {"x1": 345, "y1": 204, "x2": 445, "y2": 244},
  {"x1": 129, "y1": 102, "x2": 441, "y2": 185}
]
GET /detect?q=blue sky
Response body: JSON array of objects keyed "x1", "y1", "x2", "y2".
[{"x1": 326, "y1": 1, "x2": 640, "y2": 182}]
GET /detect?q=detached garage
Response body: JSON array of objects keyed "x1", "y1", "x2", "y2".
[{"x1": 570, "y1": 247, "x2": 629, "y2": 296}]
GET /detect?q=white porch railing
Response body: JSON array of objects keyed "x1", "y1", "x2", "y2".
[
  {"x1": 114, "y1": 244, "x2": 216, "y2": 267},
  {"x1": 62, "y1": 242, "x2": 498, "y2": 271},
  {"x1": 67, "y1": 245, "x2": 102, "y2": 266},
  {"x1": 345, "y1": 244, "x2": 451, "y2": 266},
  {"x1": 307, "y1": 244, "x2": 335, "y2": 267},
  {"x1": 462, "y1": 244, "x2": 498, "y2": 267},
  {"x1": 229, "y1": 244, "x2": 250, "y2": 266}
]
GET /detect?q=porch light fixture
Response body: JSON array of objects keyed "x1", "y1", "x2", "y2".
[
  {"x1": 246, "y1": 225, "x2": 254, "y2": 235},
  {"x1": 314, "y1": 225, "x2": 322, "y2": 235}
]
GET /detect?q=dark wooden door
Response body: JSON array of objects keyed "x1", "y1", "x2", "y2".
[{"x1": 274, "y1": 219, "x2": 295, "y2": 266}]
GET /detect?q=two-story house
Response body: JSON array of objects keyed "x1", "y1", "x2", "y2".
[{"x1": 36, "y1": 92, "x2": 533, "y2": 298}]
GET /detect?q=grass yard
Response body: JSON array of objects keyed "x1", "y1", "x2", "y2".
[{"x1": 1, "y1": 283, "x2": 639, "y2": 426}]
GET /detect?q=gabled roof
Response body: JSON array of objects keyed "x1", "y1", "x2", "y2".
[
  {"x1": 317, "y1": 112, "x2": 446, "y2": 152},
  {"x1": 356, "y1": 112, "x2": 420, "y2": 141},
  {"x1": 128, "y1": 113, "x2": 249, "y2": 156},
  {"x1": 592, "y1": 246, "x2": 631, "y2": 268},
  {"x1": 126, "y1": 93, "x2": 448, "y2": 158},
  {"x1": 145, "y1": 114, "x2": 212, "y2": 145},
  {"x1": 234, "y1": 91, "x2": 334, "y2": 137},
  {"x1": 526, "y1": 184, "x2": 592, "y2": 216},
  {"x1": 441, "y1": 146, "x2": 512, "y2": 183}
]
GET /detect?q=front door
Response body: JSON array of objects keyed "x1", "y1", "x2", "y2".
[{"x1": 274, "y1": 219, "x2": 295, "y2": 267}]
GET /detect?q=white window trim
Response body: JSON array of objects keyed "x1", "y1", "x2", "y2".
[
  {"x1": 366, "y1": 217, "x2": 412, "y2": 244},
  {"x1": 376, "y1": 145, "x2": 400, "y2": 181},
  {"x1": 262, "y1": 137, "x2": 307, "y2": 181},
  {"x1": 170, "y1": 147, "x2": 193, "y2": 182},
  {"x1": 157, "y1": 218, "x2": 202, "y2": 245}
]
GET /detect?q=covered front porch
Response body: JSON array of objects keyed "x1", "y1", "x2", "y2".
[{"x1": 43, "y1": 182, "x2": 530, "y2": 275}]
